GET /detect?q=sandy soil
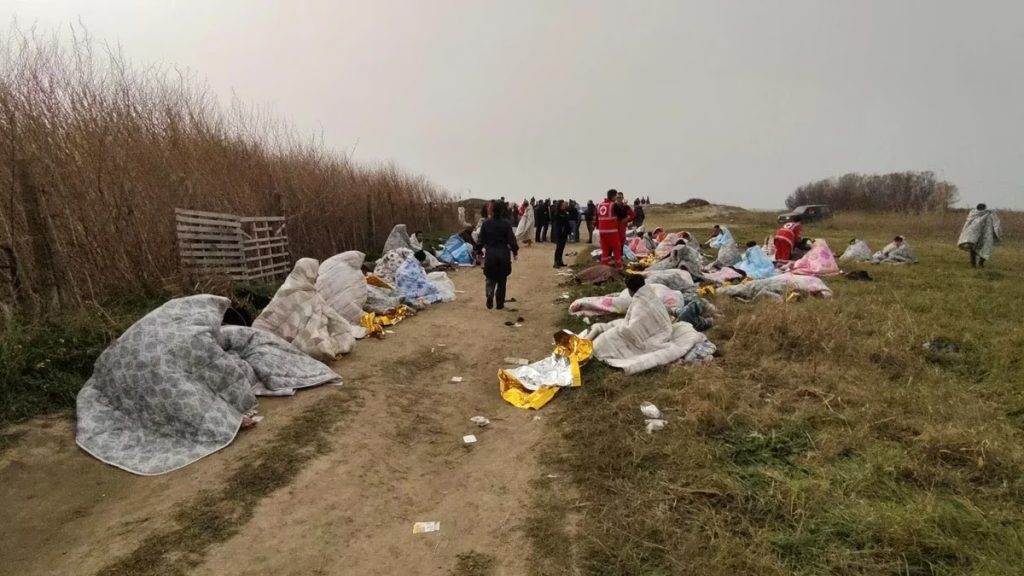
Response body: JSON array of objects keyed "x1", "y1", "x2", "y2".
[{"x1": 0, "y1": 240, "x2": 571, "y2": 576}]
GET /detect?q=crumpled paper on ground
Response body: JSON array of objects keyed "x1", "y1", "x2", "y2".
[{"x1": 499, "y1": 331, "x2": 593, "y2": 410}]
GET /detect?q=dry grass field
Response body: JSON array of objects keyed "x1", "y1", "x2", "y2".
[{"x1": 531, "y1": 206, "x2": 1024, "y2": 576}]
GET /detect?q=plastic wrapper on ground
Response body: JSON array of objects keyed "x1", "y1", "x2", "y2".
[{"x1": 498, "y1": 331, "x2": 593, "y2": 410}]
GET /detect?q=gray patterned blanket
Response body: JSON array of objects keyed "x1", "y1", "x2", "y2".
[{"x1": 76, "y1": 295, "x2": 340, "y2": 476}]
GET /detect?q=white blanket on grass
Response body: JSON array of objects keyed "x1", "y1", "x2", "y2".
[
  {"x1": 838, "y1": 240, "x2": 872, "y2": 263},
  {"x1": 76, "y1": 295, "x2": 340, "y2": 476},
  {"x1": 582, "y1": 285, "x2": 705, "y2": 375},
  {"x1": 716, "y1": 272, "x2": 833, "y2": 301}
]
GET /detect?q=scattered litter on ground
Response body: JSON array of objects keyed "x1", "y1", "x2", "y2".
[
  {"x1": 451, "y1": 376, "x2": 464, "y2": 383},
  {"x1": 463, "y1": 434, "x2": 478, "y2": 445},
  {"x1": 470, "y1": 416, "x2": 491, "y2": 427},
  {"x1": 455, "y1": 290, "x2": 466, "y2": 294},
  {"x1": 532, "y1": 415, "x2": 542, "y2": 421},
  {"x1": 583, "y1": 317, "x2": 591, "y2": 325},
  {"x1": 412, "y1": 521, "x2": 441, "y2": 534},
  {"x1": 504, "y1": 356, "x2": 530, "y2": 365},
  {"x1": 517, "y1": 316, "x2": 525, "y2": 323},
  {"x1": 508, "y1": 297, "x2": 518, "y2": 302},
  {"x1": 640, "y1": 402, "x2": 662, "y2": 419},
  {"x1": 546, "y1": 474, "x2": 560, "y2": 479},
  {"x1": 645, "y1": 419, "x2": 667, "y2": 434}
]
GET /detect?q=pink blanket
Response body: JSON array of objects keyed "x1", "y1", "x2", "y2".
[{"x1": 788, "y1": 239, "x2": 840, "y2": 277}]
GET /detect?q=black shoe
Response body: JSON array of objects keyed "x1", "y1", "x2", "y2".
[{"x1": 486, "y1": 297, "x2": 494, "y2": 309}]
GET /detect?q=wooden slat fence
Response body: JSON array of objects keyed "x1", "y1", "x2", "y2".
[{"x1": 176, "y1": 208, "x2": 291, "y2": 283}]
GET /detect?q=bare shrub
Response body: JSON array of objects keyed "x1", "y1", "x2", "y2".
[{"x1": 786, "y1": 171, "x2": 959, "y2": 213}]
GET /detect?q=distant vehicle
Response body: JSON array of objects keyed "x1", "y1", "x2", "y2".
[{"x1": 778, "y1": 204, "x2": 832, "y2": 224}]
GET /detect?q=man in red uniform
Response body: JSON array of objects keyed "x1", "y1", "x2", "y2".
[
  {"x1": 597, "y1": 189, "x2": 622, "y2": 267},
  {"x1": 615, "y1": 190, "x2": 635, "y2": 250},
  {"x1": 773, "y1": 217, "x2": 803, "y2": 261}
]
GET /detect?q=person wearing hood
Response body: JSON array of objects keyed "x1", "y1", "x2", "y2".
[{"x1": 958, "y1": 203, "x2": 1002, "y2": 268}]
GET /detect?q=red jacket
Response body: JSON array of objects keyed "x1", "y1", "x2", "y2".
[
  {"x1": 774, "y1": 222, "x2": 802, "y2": 247},
  {"x1": 596, "y1": 199, "x2": 617, "y2": 233}
]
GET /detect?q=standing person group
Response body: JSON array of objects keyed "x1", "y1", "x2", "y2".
[{"x1": 475, "y1": 200, "x2": 519, "y2": 310}]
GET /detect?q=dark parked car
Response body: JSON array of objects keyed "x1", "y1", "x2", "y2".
[{"x1": 778, "y1": 204, "x2": 832, "y2": 224}]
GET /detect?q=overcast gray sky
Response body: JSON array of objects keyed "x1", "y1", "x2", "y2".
[{"x1": 4, "y1": 0, "x2": 1022, "y2": 208}]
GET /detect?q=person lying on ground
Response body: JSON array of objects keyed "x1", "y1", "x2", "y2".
[{"x1": 958, "y1": 203, "x2": 1002, "y2": 268}]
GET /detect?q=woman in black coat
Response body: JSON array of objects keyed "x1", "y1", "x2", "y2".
[{"x1": 476, "y1": 201, "x2": 519, "y2": 309}]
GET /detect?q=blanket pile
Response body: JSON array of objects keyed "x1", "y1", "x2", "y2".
[
  {"x1": 583, "y1": 285, "x2": 709, "y2": 374},
  {"x1": 76, "y1": 295, "x2": 340, "y2": 475}
]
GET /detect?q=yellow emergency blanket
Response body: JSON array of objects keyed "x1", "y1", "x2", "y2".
[
  {"x1": 499, "y1": 331, "x2": 593, "y2": 410},
  {"x1": 360, "y1": 305, "x2": 412, "y2": 338}
]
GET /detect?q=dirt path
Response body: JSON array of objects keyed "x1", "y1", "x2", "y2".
[{"x1": 0, "y1": 241, "x2": 571, "y2": 576}]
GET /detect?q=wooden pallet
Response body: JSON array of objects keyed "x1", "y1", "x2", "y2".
[{"x1": 176, "y1": 208, "x2": 291, "y2": 283}]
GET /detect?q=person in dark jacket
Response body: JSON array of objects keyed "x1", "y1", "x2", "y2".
[
  {"x1": 553, "y1": 199, "x2": 571, "y2": 268},
  {"x1": 633, "y1": 198, "x2": 646, "y2": 228},
  {"x1": 535, "y1": 199, "x2": 549, "y2": 243},
  {"x1": 569, "y1": 200, "x2": 581, "y2": 242},
  {"x1": 476, "y1": 201, "x2": 519, "y2": 309},
  {"x1": 585, "y1": 200, "x2": 597, "y2": 243}
]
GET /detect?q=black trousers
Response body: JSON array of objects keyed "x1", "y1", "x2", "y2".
[
  {"x1": 486, "y1": 276, "x2": 508, "y2": 308},
  {"x1": 554, "y1": 232, "x2": 567, "y2": 266},
  {"x1": 537, "y1": 223, "x2": 549, "y2": 242}
]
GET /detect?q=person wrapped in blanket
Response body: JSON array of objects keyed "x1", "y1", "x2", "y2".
[
  {"x1": 625, "y1": 274, "x2": 715, "y2": 331},
  {"x1": 958, "y1": 203, "x2": 1002, "y2": 268},
  {"x1": 870, "y1": 235, "x2": 916, "y2": 264}
]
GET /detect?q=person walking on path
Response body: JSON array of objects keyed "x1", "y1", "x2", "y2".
[
  {"x1": 958, "y1": 203, "x2": 1002, "y2": 268},
  {"x1": 553, "y1": 199, "x2": 571, "y2": 268},
  {"x1": 476, "y1": 201, "x2": 519, "y2": 309},
  {"x1": 597, "y1": 189, "x2": 622, "y2": 268},
  {"x1": 585, "y1": 200, "x2": 597, "y2": 244}
]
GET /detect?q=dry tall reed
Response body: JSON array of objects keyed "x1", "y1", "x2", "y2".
[{"x1": 0, "y1": 23, "x2": 455, "y2": 310}]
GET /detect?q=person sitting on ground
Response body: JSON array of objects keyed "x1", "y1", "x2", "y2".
[
  {"x1": 838, "y1": 238, "x2": 872, "y2": 262},
  {"x1": 870, "y1": 235, "x2": 917, "y2": 264},
  {"x1": 703, "y1": 225, "x2": 722, "y2": 247},
  {"x1": 958, "y1": 203, "x2": 1002, "y2": 268}
]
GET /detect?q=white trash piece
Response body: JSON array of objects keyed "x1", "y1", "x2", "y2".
[
  {"x1": 450, "y1": 376, "x2": 464, "y2": 383},
  {"x1": 640, "y1": 402, "x2": 663, "y2": 420},
  {"x1": 470, "y1": 416, "x2": 491, "y2": 427},
  {"x1": 645, "y1": 419, "x2": 667, "y2": 434},
  {"x1": 504, "y1": 357, "x2": 530, "y2": 366},
  {"x1": 412, "y1": 521, "x2": 441, "y2": 534},
  {"x1": 463, "y1": 434, "x2": 478, "y2": 445}
]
